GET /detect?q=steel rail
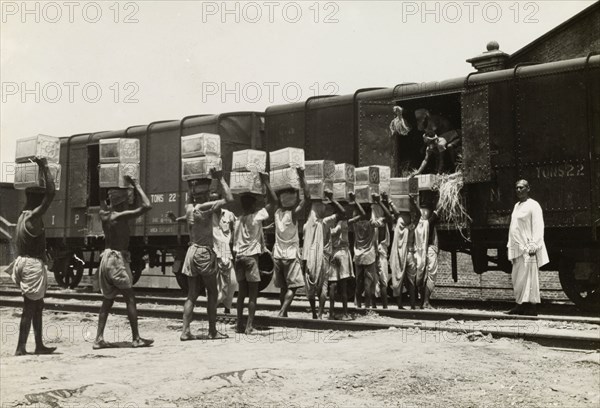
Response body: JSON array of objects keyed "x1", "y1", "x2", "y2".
[
  {"x1": 1, "y1": 289, "x2": 599, "y2": 325},
  {"x1": 0, "y1": 298, "x2": 598, "y2": 351}
]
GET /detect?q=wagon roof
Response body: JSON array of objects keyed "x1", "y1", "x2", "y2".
[{"x1": 392, "y1": 54, "x2": 600, "y2": 102}]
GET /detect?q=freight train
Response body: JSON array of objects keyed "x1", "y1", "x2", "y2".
[{"x1": 1, "y1": 54, "x2": 598, "y2": 312}]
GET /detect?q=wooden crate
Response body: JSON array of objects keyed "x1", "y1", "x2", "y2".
[
  {"x1": 270, "y1": 168, "x2": 300, "y2": 192},
  {"x1": 304, "y1": 160, "x2": 336, "y2": 181},
  {"x1": 99, "y1": 163, "x2": 140, "y2": 188},
  {"x1": 333, "y1": 182, "x2": 354, "y2": 201},
  {"x1": 99, "y1": 138, "x2": 140, "y2": 163},
  {"x1": 333, "y1": 163, "x2": 355, "y2": 183},
  {"x1": 181, "y1": 156, "x2": 222, "y2": 181},
  {"x1": 390, "y1": 177, "x2": 419, "y2": 195},
  {"x1": 14, "y1": 163, "x2": 61, "y2": 190},
  {"x1": 230, "y1": 171, "x2": 264, "y2": 195},
  {"x1": 232, "y1": 149, "x2": 267, "y2": 172},
  {"x1": 269, "y1": 147, "x2": 304, "y2": 170},
  {"x1": 15, "y1": 134, "x2": 60, "y2": 164},
  {"x1": 181, "y1": 133, "x2": 221, "y2": 158}
]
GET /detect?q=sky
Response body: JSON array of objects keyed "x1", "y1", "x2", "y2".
[{"x1": 0, "y1": 0, "x2": 595, "y2": 181}]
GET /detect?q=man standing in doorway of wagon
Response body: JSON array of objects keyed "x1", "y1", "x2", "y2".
[
  {"x1": 12, "y1": 157, "x2": 56, "y2": 355},
  {"x1": 506, "y1": 180, "x2": 549, "y2": 316},
  {"x1": 94, "y1": 176, "x2": 154, "y2": 349}
]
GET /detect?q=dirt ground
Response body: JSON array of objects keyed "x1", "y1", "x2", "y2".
[{"x1": 0, "y1": 307, "x2": 598, "y2": 408}]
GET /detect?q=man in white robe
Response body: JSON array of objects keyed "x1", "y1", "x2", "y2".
[{"x1": 506, "y1": 180, "x2": 549, "y2": 316}]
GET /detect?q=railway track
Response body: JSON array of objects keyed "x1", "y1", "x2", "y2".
[
  {"x1": 1, "y1": 288, "x2": 598, "y2": 325},
  {"x1": 1, "y1": 289, "x2": 598, "y2": 351}
]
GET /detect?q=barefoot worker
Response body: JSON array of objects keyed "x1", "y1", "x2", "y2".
[
  {"x1": 11, "y1": 158, "x2": 57, "y2": 356},
  {"x1": 94, "y1": 176, "x2": 154, "y2": 349},
  {"x1": 211, "y1": 190, "x2": 238, "y2": 315},
  {"x1": 373, "y1": 193, "x2": 394, "y2": 309},
  {"x1": 302, "y1": 197, "x2": 333, "y2": 320},
  {"x1": 352, "y1": 195, "x2": 384, "y2": 309},
  {"x1": 274, "y1": 168, "x2": 310, "y2": 318},
  {"x1": 234, "y1": 172, "x2": 277, "y2": 334},
  {"x1": 178, "y1": 168, "x2": 234, "y2": 341},
  {"x1": 325, "y1": 190, "x2": 359, "y2": 321},
  {"x1": 389, "y1": 194, "x2": 418, "y2": 309},
  {"x1": 413, "y1": 192, "x2": 440, "y2": 310},
  {"x1": 506, "y1": 179, "x2": 549, "y2": 316}
]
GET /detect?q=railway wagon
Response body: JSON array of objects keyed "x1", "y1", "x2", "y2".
[
  {"x1": 265, "y1": 55, "x2": 600, "y2": 312},
  {"x1": 0, "y1": 183, "x2": 21, "y2": 266},
  {"x1": 43, "y1": 112, "x2": 264, "y2": 288}
]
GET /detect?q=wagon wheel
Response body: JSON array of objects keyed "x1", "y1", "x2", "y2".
[
  {"x1": 51, "y1": 256, "x2": 69, "y2": 288},
  {"x1": 129, "y1": 252, "x2": 145, "y2": 285},
  {"x1": 172, "y1": 252, "x2": 189, "y2": 293},
  {"x1": 559, "y1": 258, "x2": 600, "y2": 313},
  {"x1": 52, "y1": 253, "x2": 85, "y2": 289},
  {"x1": 258, "y1": 251, "x2": 274, "y2": 292}
]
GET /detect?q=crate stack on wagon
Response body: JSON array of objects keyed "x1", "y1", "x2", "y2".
[
  {"x1": 99, "y1": 138, "x2": 141, "y2": 188},
  {"x1": 14, "y1": 134, "x2": 61, "y2": 190}
]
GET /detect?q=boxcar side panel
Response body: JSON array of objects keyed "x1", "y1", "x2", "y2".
[
  {"x1": 517, "y1": 68, "x2": 591, "y2": 228},
  {"x1": 264, "y1": 104, "x2": 305, "y2": 153},
  {"x1": 145, "y1": 123, "x2": 181, "y2": 237},
  {"x1": 45, "y1": 140, "x2": 68, "y2": 237},
  {"x1": 66, "y1": 143, "x2": 89, "y2": 237},
  {"x1": 305, "y1": 99, "x2": 354, "y2": 163}
]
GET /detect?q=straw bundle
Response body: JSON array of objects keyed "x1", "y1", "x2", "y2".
[{"x1": 433, "y1": 171, "x2": 471, "y2": 231}]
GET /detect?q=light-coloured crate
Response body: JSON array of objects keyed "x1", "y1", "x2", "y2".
[
  {"x1": 269, "y1": 147, "x2": 305, "y2": 171},
  {"x1": 232, "y1": 149, "x2": 267, "y2": 172},
  {"x1": 354, "y1": 184, "x2": 379, "y2": 203},
  {"x1": 417, "y1": 174, "x2": 440, "y2": 191},
  {"x1": 372, "y1": 165, "x2": 391, "y2": 183},
  {"x1": 355, "y1": 166, "x2": 380, "y2": 185},
  {"x1": 390, "y1": 195, "x2": 411, "y2": 212},
  {"x1": 181, "y1": 133, "x2": 221, "y2": 158},
  {"x1": 379, "y1": 181, "x2": 390, "y2": 195},
  {"x1": 333, "y1": 182, "x2": 354, "y2": 201},
  {"x1": 230, "y1": 171, "x2": 265, "y2": 195},
  {"x1": 181, "y1": 156, "x2": 222, "y2": 181},
  {"x1": 333, "y1": 163, "x2": 355, "y2": 183},
  {"x1": 270, "y1": 167, "x2": 301, "y2": 192},
  {"x1": 390, "y1": 177, "x2": 419, "y2": 195},
  {"x1": 99, "y1": 138, "x2": 140, "y2": 163},
  {"x1": 14, "y1": 163, "x2": 61, "y2": 190},
  {"x1": 15, "y1": 134, "x2": 60, "y2": 164},
  {"x1": 304, "y1": 160, "x2": 336, "y2": 181},
  {"x1": 307, "y1": 179, "x2": 333, "y2": 200},
  {"x1": 99, "y1": 163, "x2": 140, "y2": 188}
]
